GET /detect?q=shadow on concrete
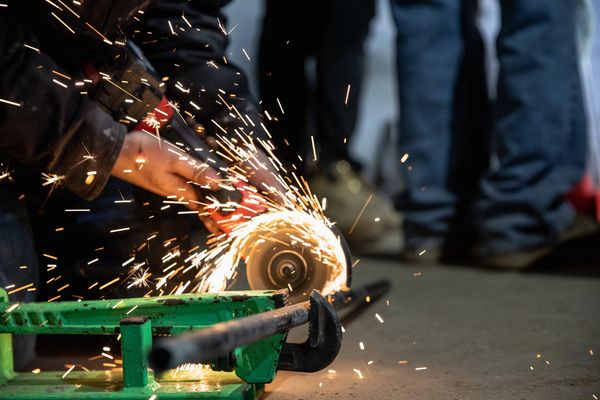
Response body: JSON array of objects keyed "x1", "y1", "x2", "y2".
[
  {"x1": 523, "y1": 232, "x2": 600, "y2": 278},
  {"x1": 354, "y1": 232, "x2": 600, "y2": 279}
]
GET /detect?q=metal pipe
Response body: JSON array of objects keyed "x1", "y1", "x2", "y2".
[
  {"x1": 149, "y1": 280, "x2": 390, "y2": 372},
  {"x1": 328, "y1": 279, "x2": 391, "y2": 310},
  {"x1": 150, "y1": 300, "x2": 310, "y2": 371}
]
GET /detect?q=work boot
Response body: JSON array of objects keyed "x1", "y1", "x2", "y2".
[
  {"x1": 474, "y1": 214, "x2": 600, "y2": 269},
  {"x1": 308, "y1": 160, "x2": 402, "y2": 245}
]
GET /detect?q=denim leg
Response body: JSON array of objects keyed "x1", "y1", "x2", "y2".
[
  {"x1": 316, "y1": 0, "x2": 376, "y2": 164},
  {"x1": 475, "y1": 0, "x2": 587, "y2": 254},
  {"x1": 0, "y1": 185, "x2": 38, "y2": 369},
  {"x1": 391, "y1": 0, "x2": 486, "y2": 248}
]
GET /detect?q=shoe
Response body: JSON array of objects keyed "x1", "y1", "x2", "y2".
[
  {"x1": 309, "y1": 160, "x2": 402, "y2": 244},
  {"x1": 474, "y1": 214, "x2": 600, "y2": 270}
]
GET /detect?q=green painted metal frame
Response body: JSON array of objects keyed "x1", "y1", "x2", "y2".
[{"x1": 0, "y1": 288, "x2": 287, "y2": 399}]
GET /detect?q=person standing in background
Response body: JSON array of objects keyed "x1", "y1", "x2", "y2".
[
  {"x1": 390, "y1": 0, "x2": 597, "y2": 267},
  {"x1": 258, "y1": 0, "x2": 401, "y2": 246}
]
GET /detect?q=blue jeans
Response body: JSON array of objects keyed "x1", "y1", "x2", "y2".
[{"x1": 391, "y1": 0, "x2": 586, "y2": 254}]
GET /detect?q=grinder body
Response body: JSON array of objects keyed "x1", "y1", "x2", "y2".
[{"x1": 84, "y1": 41, "x2": 266, "y2": 233}]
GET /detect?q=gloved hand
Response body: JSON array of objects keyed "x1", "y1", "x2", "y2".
[{"x1": 111, "y1": 130, "x2": 220, "y2": 212}]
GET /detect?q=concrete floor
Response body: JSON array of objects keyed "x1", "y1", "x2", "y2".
[
  {"x1": 22, "y1": 251, "x2": 600, "y2": 399},
  {"x1": 265, "y1": 258, "x2": 600, "y2": 399}
]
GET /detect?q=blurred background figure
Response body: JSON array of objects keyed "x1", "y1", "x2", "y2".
[
  {"x1": 391, "y1": 0, "x2": 489, "y2": 261},
  {"x1": 391, "y1": 0, "x2": 597, "y2": 267},
  {"x1": 224, "y1": 0, "x2": 600, "y2": 262},
  {"x1": 257, "y1": 0, "x2": 401, "y2": 246}
]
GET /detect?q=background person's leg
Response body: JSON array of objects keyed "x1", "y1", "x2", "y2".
[
  {"x1": 446, "y1": 0, "x2": 491, "y2": 252},
  {"x1": 475, "y1": 0, "x2": 587, "y2": 256},
  {"x1": 308, "y1": 0, "x2": 402, "y2": 245},
  {"x1": 315, "y1": 0, "x2": 376, "y2": 166},
  {"x1": 391, "y1": 0, "x2": 481, "y2": 255},
  {"x1": 258, "y1": 0, "x2": 318, "y2": 169}
]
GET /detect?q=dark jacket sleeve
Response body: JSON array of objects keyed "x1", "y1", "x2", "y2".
[
  {"x1": 0, "y1": 14, "x2": 126, "y2": 201},
  {"x1": 132, "y1": 0, "x2": 266, "y2": 139}
]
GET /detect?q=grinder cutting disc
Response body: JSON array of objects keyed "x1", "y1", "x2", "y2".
[
  {"x1": 245, "y1": 230, "x2": 330, "y2": 303},
  {"x1": 233, "y1": 211, "x2": 352, "y2": 303}
]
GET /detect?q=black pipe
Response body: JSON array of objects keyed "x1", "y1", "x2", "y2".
[
  {"x1": 150, "y1": 300, "x2": 311, "y2": 371},
  {"x1": 328, "y1": 279, "x2": 391, "y2": 310},
  {"x1": 149, "y1": 280, "x2": 391, "y2": 372}
]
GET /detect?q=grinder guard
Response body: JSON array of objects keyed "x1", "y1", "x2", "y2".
[{"x1": 240, "y1": 220, "x2": 353, "y2": 303}]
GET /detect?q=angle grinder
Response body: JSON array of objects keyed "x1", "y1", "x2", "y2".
[{"x1": 86, "y1": 42, "x2": 353, "y2": 301}]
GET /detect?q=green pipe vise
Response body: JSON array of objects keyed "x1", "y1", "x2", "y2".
[{"x1": 0, "y1": 288, "x2": 289, "y2": 399}]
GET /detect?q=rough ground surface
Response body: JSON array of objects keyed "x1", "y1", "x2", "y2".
[
  {"x1": 265, "y1": 258, "x2": 600, "y2": 400},
  {"x1": 25, "y1": 253, "x2": 600, "y2": 399}
]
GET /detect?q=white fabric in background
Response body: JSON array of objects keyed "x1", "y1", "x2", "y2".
[{"x1": 581, "y1": 0, "x2": 600, "y2": 184}]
